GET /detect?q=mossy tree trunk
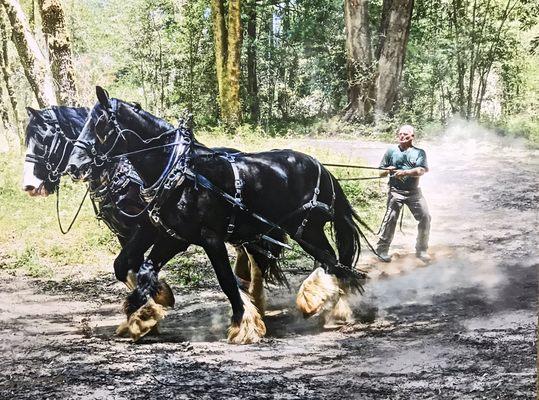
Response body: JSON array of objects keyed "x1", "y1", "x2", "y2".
[
  {"x1": 0, "y1": 0, "x2": 56, "y2": 107},
  {"x1": 38, "y1": 0, "x2": 78, "y2": 106},
  {"x1": 0, "y1": 7, "x2": 21, "y2": 142},
  {"x1": 211, "y1": 0, "x2": 242, "y2": 127}
]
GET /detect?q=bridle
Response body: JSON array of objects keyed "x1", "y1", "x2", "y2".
[
  {"x1": 25, "y1": 108, "x2": 74, "y2": 183},
  {"x1": 74, "y1": 99, "x2": 186, "y2": 172}
]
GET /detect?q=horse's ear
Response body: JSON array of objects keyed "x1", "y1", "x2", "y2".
[
  {"x1": 96, "y1": 86, "x2": 110, "y2": 109},
  {"x1": 26, "y1": 107, "x2": 41, "y2": 119}
]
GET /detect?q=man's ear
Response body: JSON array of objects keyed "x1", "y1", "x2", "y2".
[
  {"x1": 26, "y1": 107, "x2": 42, "y2": 120},
  {"x1": 96, "y1": 86, "x2": 110, "y2": 109}
]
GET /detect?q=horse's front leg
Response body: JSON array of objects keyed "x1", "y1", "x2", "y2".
[
  {"x1": 116, "y1": 257, "x2": 167, "y2": 341},
  {"x1": 202, "y1": 238, "x2": 266, "y2": 344},
  {"x1": 116, "y1": 234, "x2": 189, "y2": 340},
  {"x1": 114, "y1": 223, "x2": 157, "y2": 289},
  {"x1": 146, "y1": 234, "x2": 190, "y2": 309}
]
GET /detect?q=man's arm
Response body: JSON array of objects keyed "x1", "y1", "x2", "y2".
[{"x1": 394, "y1": 167, "x2": 427, "y2": 177}]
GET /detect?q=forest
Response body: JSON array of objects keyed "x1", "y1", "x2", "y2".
[{"x1": 0, "y1": 0, "x2": 538, "y2": 146}]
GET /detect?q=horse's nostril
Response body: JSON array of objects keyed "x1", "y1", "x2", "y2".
[{"x1": 23, "y1": 185, "x2": 35, "y2": 192}]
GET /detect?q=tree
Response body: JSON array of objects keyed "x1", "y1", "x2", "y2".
[
  {"x1": 211, "y1": 0, "x2": 242, "y2": 126},
  {"x1": 0, "y1": 8, "x2": 20, "y2": 137},
  {"x1": 0, "y1": 0, "x2": 56, "y2": 107},
  {"x1": 38, "y1": 0, "x2": 78, "y2": 105},
  {"x1": 245, "y1": 0, "x2": 259, "y2": 123},
  {"x1": 343, "y1": 0, "x2": 375, "y2": 121},
  {"x1": 343, "y1": 0, "x2": 413, "y2": 122}
]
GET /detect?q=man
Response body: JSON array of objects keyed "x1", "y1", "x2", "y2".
[{"x1": 376, "y1": 124, "x2": 431, "y2": 262}]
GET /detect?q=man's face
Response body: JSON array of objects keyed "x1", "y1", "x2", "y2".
[{"x1": 397, "y1": 129, "x2": 414, "y2": 145}]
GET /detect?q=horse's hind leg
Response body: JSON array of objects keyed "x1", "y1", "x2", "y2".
[
  {"x1": 244, "y1": 249, "x2": 266, "y2": 316},
  {"x1": 295, "y1": 225, "x2": 353, "y2": 324},
  {"x1": 233, "y1": 245, "x2": 251, "y2": 291},
  {"x1": 203, "y1": 239, "x2": 266, "y2": 344}
]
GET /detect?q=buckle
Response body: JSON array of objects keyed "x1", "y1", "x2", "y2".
[
  {"x1": 149, "y1": 209, "x2": 160, "y2": 224},
  {"x1": 227, "y1": 223, "x2": 235, "y2": 234},
  {"x1": 235, "y1": 179, "x2": 243, "y2": 189}
]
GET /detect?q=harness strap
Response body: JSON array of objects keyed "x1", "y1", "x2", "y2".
[
  {"x1": 223, "y1": 154, "x2": 244, "y2": 239},
  {"x1": 296, "y1": 161, "x2": 323, "y2": 239}
]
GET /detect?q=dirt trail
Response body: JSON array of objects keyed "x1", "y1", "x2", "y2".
[{"x1": 1, "y1": 130, "x2": 537, "y2": 399}]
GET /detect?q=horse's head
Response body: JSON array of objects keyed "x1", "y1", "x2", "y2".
[
  {"x1": 67, "y1": 86, "x2": 186, "y2": 183},
  {"x1": 23, "y1": 106, "x2": 88, "y2": 196}
]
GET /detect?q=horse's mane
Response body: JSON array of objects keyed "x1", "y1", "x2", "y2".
[
  {"x1": 52, "y1": 106, "x2": 89, "y2": 140},
  {"x1": 24, "y1": 106, "x2": 89, "y2": 145}
]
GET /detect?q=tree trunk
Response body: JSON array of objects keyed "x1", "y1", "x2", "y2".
[
  {"x1": 246, "y1": 0, "x2": 259, "y2": 123},
  {"x1": 224, "y1": 0, "x2": 242, "y2": 125},
  {"x1": 210, "y1": 0, "x2": 242, "y2": 127},
  {"x1": 343, "y1": 0, "x2": 375, "y2": 122},
  {"x1": 0, "y1": 8, "x2": 20, "y2": 140},
  {"x1": 38, "y1": 0, "x2": 78, "y2": 105},
  {"x1": 211, "y1": 0, "x2": 226, "y2": 106},
  {"x1": 0, "y1": 0, "x2": 56, "y2": 107},
  {"x1": 374, "y1": 0, "x2": 414, "y2": 115}
]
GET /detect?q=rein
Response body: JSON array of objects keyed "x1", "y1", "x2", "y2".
[
  {"x1": 56, "y1": 185, "x2": 89, "y2": 234},
  {"x1": 323, "y1": 162, "x2": 393, "y2": 182}
]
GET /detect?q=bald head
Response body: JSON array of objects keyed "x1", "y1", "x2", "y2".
[{"x1": 397, "y1": 124, "x2": 415, "y2": 147}]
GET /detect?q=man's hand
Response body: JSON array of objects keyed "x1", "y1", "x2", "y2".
[
  {"x1": 394, "y1": 169, "x2": 408, "y2": 177},
  {"x1": 393, "y1": 167, "x2": 426, "y2": 178},
  {"x1": 380, "y1": 166, "x2": 396, "y2": 177}
]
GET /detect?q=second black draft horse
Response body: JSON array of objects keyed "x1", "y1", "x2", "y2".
[{"x1": 68, "y1": 87, "x2": 367, "y2": 344}]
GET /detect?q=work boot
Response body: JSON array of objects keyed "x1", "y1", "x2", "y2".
[
  {"x1": 416, "y1": 251, "x2": 431, "y2": 262},
  {"x1": 377, "y1": 250, "x2": 392, "y2": 263}
]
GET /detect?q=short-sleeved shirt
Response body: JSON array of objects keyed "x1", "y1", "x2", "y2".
[{"x1": 379, "y1": 145, "x2": 428, "y2": 191}]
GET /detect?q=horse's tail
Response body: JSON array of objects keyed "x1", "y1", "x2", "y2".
[
  {"x1": 330, "y1": 171, "x2": 379, "y2": 266},
  {"x1": 331, "y1": 172, "x2": 362, "y2": 268}
]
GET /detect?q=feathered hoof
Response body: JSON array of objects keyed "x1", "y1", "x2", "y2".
[
  {"x1": 154, "y1": 279, "x2": 175, "y2": 308},
  {"x1": 227, "y1": 291, "x2": 266, "y2": 344},
  {"x1": 324, "y1": 295, "x2": 354, "y2": 326},
  {"x1": 124, "y1": 299, "x2": 166, "y2": 342},
  {"x1": 116, "y1": 320, "x2": 161, "y2": 337},
  {"x1": 296, "y1": 267, "x2": 342, "y2": 318},
  {"x1": 115, "y1": 320, "x2": 130, "y2": 337}
]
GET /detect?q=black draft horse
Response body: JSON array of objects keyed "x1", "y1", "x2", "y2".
[
  {"x1": 23, "y1": 105, "x2": 286, "y2": 341},
  {"x1": 67, "y1": 87, "x2": 367, "y2": 344},
  {"x1": 22, "y1": 105, "x2": 177, "y2": 304}
]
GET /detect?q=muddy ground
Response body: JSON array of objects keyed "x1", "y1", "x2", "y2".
[{"x1": 1, "y1": 129, "x2": 537, "y2": 399}]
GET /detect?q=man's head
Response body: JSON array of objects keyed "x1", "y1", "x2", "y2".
[{"x1": 397, "y1": 124, "x2": 415, "y2": 147}]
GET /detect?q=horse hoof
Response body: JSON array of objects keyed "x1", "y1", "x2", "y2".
[
  {"x1": 127, "y1": 299, "x2": 166, "y2": 342},
  {"x1": 115, "y1": 320, "x2": 130, "y2": 337},
  {"x1": 324, "y1": 295, "x2": 354, "y2": 325},
  {"x1": 154, "y1": 279, "x2": 175, "y2": 308},
  {"x1": 296, "y1": 267, "x2": 342, "y2": 318},
  {"x1": 227, "y1": 291, "x2": 266, "y2": 344}
]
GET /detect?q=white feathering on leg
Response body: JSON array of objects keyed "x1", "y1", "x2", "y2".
[
  {"x1": 296, "y1": 267, "x2": 342, "y2": 318},
  {"x1": 227, "y1": 290, "x2": 266, "y2": 344}
]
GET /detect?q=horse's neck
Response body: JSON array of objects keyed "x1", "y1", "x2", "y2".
[{"x1": 127, "y1": 146, "x2": 170, "y2": 187}]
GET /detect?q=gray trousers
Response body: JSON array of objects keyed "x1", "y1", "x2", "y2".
[{"x1": 376, "y1": 188, "x2": 431, "y2": 253}]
